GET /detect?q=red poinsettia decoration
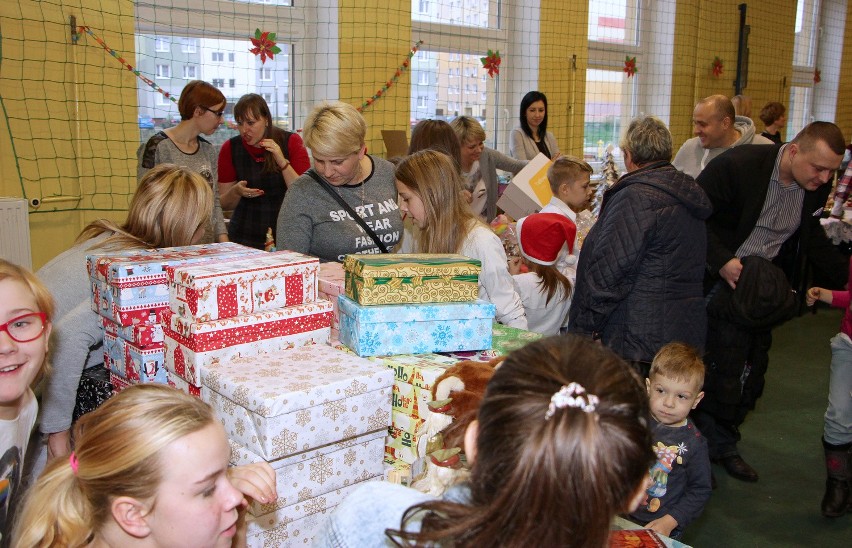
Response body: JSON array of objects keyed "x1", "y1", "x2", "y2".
[
  {"x1": 481, "y1": 50, "x2": 501, "y2": 78},
  {"x1": 250, "y1": 29, "x2": 281, "y2": 64},
  {"x1": 814, "y1": 68, "x2": 822, "y2": 84},
  {"x1": 712, "y1": 57, "x2": 724, "y2": 77},
  {"x1": 623, "y1": 56, "x2": 637, "y2": 78}
]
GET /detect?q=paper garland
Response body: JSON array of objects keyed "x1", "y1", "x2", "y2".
[
  {"x1": 250, "y1": 29, "x2": 281, "y2": 64},
  {"x1": 481, "y1": 50, "x2": 501, "y2": 78},
  {"x1": 712, "y1": 57, "x2": 724, "y2": 77},
  {"x1": 623, "y1": 56, "x2": 637, "y2": 78},
  {"x1": 77, "y1": 26, "x2": 177, "y2": 104},
  {"x1": 357, "y1": 40, "x2": 423, "y2": 113},
  {"x1": 814, "y1": 68, "x2": 821, "y2": 84}
]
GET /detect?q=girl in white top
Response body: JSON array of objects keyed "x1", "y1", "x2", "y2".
[
  {"x1": 508, "y1": 213, "x2": 576, "y2": 335},
  {"x1": 396, "y1": 150, "x2": 527, "y2": 329},
  {"x1": 0, "y1": 260, "x2": 54, "y2": 544}
]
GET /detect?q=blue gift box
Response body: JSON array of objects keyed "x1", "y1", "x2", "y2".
[{"x1": 338, "y1": 295, "x2": 495, "y2": 357}]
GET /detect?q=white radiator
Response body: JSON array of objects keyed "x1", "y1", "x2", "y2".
[{"x1": 0, "y1": 197, "x2": 32, "y2": 269}]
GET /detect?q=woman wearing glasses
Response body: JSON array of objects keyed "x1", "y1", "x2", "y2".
[
  {"x1": 218, "y1": 94, "x2": 310, "y2": 249},
  {"x1": 36, "y1": 165, "x2": 213, "y2": 461},
  {"x1": 137, "y1": 80, "x2": 228, "y2": 243},
  {"x1": 276, "y1": 101, "x2": 403, "y2": 262}
]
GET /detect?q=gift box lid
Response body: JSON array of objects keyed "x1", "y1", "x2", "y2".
[
  {"x1": 167, "y1": 250, "x2": 319, "y2": 287},
  {"x1": 201, "y1": 344, "x2": 392, "y2": 418},
  {"x1": 338, "y1": 295, "x2": 495, "y2": 323},
  {"x1": 161, "y1": 300, "x2": 333, "y2": 337},
  {"x1": 343, "y1": 254, "x2": 481, "y2": 279},
  {"x1": 88, "y1": 243, "x2": 261, "y2": 287},
  {"x1": 318, "y1": 262, "x2": 346, "y2": 295}
]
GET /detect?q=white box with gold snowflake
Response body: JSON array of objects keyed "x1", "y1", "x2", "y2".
[
  {"x1": 245, "y1": 477, "x2": 380, "y2": 547},
  {"x1": 229, "y1": 429, "x2": 385, "y2": 516},
  {"x1": 202, "y1": 344, "x2": 392, "y2": 461}
]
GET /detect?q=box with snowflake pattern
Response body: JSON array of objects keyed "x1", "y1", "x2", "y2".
[
  {"x1": 438, "y1": 321, "x2": 543, "y2": 362},
  {"x1": 338, "y1": 295, "x2": 495, "y2": 357},
  {"x1": 245, "y1": 477, "x2": 381, "y2": 548},
  {"x1": 167, "y1": 250, "x2": 319, "y2": 323},
  {"x1": 201, "y1": 344, "x2": 392, "y2": 461},
  {"x1": 162, "y1": 301, "x2": 332, "y2": 387},
  {"x1": 229, "y1": 429, "x2": 385, "y2": 516},
  {"x1": 343, "y1": 254, "x2": 480, "y2": 305}
]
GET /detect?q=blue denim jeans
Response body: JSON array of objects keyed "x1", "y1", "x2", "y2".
[{"x1": 825, "y1": 333, "x2": 852, "y2": 445}]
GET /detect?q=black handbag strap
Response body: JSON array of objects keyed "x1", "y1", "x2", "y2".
[{"x1": 306, "y1": 169, "x2": 389, "y2": 253}]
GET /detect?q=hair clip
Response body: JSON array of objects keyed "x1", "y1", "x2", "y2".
[
  {"x1": 545, "y1": 382, "x2": 600, "y2": 420},
  {"x1": 69, "y1": 451, "x2": 79, "y2": 475}
]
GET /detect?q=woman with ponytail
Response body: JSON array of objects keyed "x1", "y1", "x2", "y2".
[{"x1": 13, "y1": 384, "x2": 275, "y2": 547}]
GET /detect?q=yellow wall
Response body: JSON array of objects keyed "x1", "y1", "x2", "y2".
[
  {"x1": 338, "y1": 1, "x2": 412, "y2": 157},
  {"x1": 836, "y1": 6, "x2": 852, "y2": 134},
  {"x1": 539, "y1": 0, "x2": 589, "y2": 158},
  {"x1": 0, "y1": 0, "x2": 135, "y2": 269}
]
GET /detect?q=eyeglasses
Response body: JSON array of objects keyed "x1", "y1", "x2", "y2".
[
  {"x1": 0, "y1": 312, "x2": 48, "y2": 343},
  {"x1": 203, "y1": 106, "x2": 226, "y2": 117}
]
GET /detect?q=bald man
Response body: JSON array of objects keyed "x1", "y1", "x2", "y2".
[{"x1": 673, "y1": 95, "x2": 773, "y2": 178}]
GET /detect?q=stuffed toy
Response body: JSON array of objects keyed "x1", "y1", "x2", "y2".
[{"x1": 412, "y1": 356, "x2": 502, "y2": 495}]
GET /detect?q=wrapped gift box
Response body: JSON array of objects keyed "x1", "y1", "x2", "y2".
[
  {"x1": 101, "y1": 316, "x2": 163, "y2": 348},
  {"x1": 439, "y1": 322, "x2": 543, "y2": 362},
  {"x1": 318, "y1": 262, "x2": 346, "y2": 335},
  {"x1": 245, "y1": 478, "x2": 380, "y2": 548},
  {"x1": 91, "y1": 276, "x2": 169, "y2": 326},
  {"x1": 343, "y1": 253, "x2": 480, "y2": 305},
  {"x1": 383, "y1": 457, "x2": 413, "y2": 486},
  {"x1": 385, "y1": 431, "x2": 421, "y2": 464},
  {"x1": 103, "y1": 332, "x2": 126, "y2": 377},
  {"x1": 201, "y1": 344, "x2": 392, "y2": 460},
  {"x1": 392, "y1": 382, "x2": 432, "y2": 421},
  {"x1": 230, "y1": 430, "x2": 385, "y2": 516},
  {"x1": 379, "y1": 353, "x2": 458, "y2": 392},
  {"x1": 110, "y1": 372, "x2": 131, "y2": 393},
  {"x1": 162, "y1": 301, "x2": 332, "y2": 386},
  {"x1": 338, "y1": 295, "x2": 495, "y2": 357},
  {"x1": 124, "y1": 340, "x2": 167, "y2": 384},
  {"x1": 167, "y1": 373, "x2": 201, "y2": 399},
  {"x1": 167, "y1": 251, "x2": 319, "y2": 323}
]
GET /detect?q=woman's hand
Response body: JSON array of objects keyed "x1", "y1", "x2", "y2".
[
  {"x1": 234, "y1": 180, "x2": 265, "y2": 199},
  {"x1": 508, "y1": 257, "x2": 522, "y2": 275},
  {"x1": 229, "y1": 462, "x2": 277, "y2": 506},
  {"x1": 259, "y1": 139, "x2": 286, "y2": 167}
]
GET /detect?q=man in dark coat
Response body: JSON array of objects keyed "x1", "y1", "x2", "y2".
[
  {"x1": 568, "y1": 116, "x2": 712, "y2": 371},
  {"x1": 695, "y1": 121, "x2": 849, "y2": 483}
]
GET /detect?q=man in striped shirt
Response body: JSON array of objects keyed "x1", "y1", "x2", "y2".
[{"x1": 694, "y1": 122, "x2": 848, "y2": 483}]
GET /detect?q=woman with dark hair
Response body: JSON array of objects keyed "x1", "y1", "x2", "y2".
[
  {"x1": 137, "y1": 80, "x2": 228, "y2": 243},
  {"x1": 218, "y1": 93, "x2": 310, "y2": 249},
  {"x1": 407, "y1": 119, "x2": 462, "y2": 172},
  {"x1": 759, "y1": 101, "x2": 787, "y2": 144},
  {"x1": 316, "y1": 336, "x2": 654, "y2": 547},
  {"x1": 510, "y1": 90, "x2": 560, "y2": 160}
]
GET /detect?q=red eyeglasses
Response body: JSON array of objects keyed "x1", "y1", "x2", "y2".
[{"x1": 0, "y1": 312, "x2": 48, "y2": 343}]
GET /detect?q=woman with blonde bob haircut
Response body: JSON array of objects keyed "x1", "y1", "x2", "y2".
[
  {"x1": 396, "y1": 150, "x2": 527, "y2": 328},
  {"x1": 37, "y1": 165, "x2": 213, "y2": 461},
  {"x1": 276, "y1": 101, "x2": 403, "y2": 262},
  {"x1": 13, "y1": 384, "x2": 276, "y2": 547}
]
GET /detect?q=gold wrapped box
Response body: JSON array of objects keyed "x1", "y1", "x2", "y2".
[{"x1": 343, "y1": 254, "x2": 481, "y2": 305}]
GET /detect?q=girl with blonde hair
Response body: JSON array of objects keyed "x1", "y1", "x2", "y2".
[
  {"x1": 13, "y1": 384, "x2": 276, "y2": 547},
  {"x1": 276, "y1": 101, "x2": 403, "y2": 262},
  {"x1": 0, "y1": 260, "x2": 54, "y2": 543},
  {"x1": 395, "y1": 150, "x2": 527, "y2": 329},
  {"x1": 37, "y1": 164, "x2": 212, "y2": 460}
]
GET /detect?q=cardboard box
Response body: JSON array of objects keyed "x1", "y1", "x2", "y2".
[
  {"x1": 229, "y1": 430, "x2": 385, "y2": 516},
  {"x1": 166, "y1": 373, "x2": 201, "y2": 399},
  {"x1": 103, "y1": 331, "x2": 127, "y2": 378},
  {"x1": 124, "y1": 340, "x2": 167, "y2": 384},
  {"x1": 109, "y1": 372, "x2": 131, "y2": 393},
  {"x1": 168, "y1": 251, "x2": 319, "y2": 322},
  {"x1": 343, "y1": 254, "x2": 480, "y2": 305},
  {"x1": 318, "y1": 262, "x2": 346, "y2": 333},
  {"x1": 338, "y1": 295, "x2": 495, "y2": 356},
  {"x1": 495, "y1": 153, "x2": 552, "y2": 220},
  {"x1": 92, "y1": 276, "x2": 169, "y2": 327},
  {"x1": 438, "y1": 322, "x2": 544, "y2": 362},
  {"x1": 201, "y1": 344, "x2": 392, "y2": 460},
  {"x1": 101, "y1": 316, "x2": 163, "y2": 348},
  {"x1": 162, "y1": 302, "x2": 332, "y2": 386}
]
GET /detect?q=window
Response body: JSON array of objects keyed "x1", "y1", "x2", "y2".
[
  {"x1": 211, "y1": 51, "x2": 224, "y2": 62},
  {"x1": 584, "y1": 69, "x2": 635, "y2": 159},
  {"x1": 261, "y1": 92, "x2": 273, "y2": 102},
  {"x1": 260, "y1": 67, "x2": 272, "y2": 81},
  {"x1": 418, "y1": 0, "x2": 430, "y2": 14},
  {"x1": 155, "y1": 64, "x2": 171, "y2": 78},
  {"x1": 183, "y1": 65, "x2": 198, "y2": 79},
  {"x1": 156, "y1": 93, "x2": 172, "y2": 106},
  {"x1": 181, "y1": 38, "x2": 198, "y2": 53},
  {"x1": 228, "y1": 52, "x2": 235, "y2": 62},
  {"x1": 417, "y1": 95, "x2": 428, "y2": 108},
  {"x1": 155, "y1": 38, "x2": 170, "y2": 52},
  {"x1": 412, "y1": 0, "x2": 500, "y2": 29},
  {"x1": 229, "y1": 79, "x2": 236, "y2": 88},
  {"x1": 212, "y1": 78, "x2": 224, "y2": 88},
  {"x1": 418, "y1": 72, "x2": 429, "y2": 85},
  {"x1": 788, "y1": 0, "x2": 821, "y2": 136}
]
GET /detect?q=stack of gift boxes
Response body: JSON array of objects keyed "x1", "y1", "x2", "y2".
[
  {"x1": 87, "y1": 243, "x2": 265, "y2": 394},
  {"x1": 329, "y1": 254, "x2": 495, "y2": 485}
]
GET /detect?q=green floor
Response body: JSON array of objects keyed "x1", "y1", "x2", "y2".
[{"x1": 683, "y1": 308, "x2": 851, "y2": 547}]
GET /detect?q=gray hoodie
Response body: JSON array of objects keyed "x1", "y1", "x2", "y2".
[{"x1": 673, "y1": 115, "x2": 773, "y2": 178}]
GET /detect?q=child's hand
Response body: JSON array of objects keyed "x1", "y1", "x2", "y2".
[
  {"x1": 508, "y1": 257, "x2": 522, "y2": 275},
  {"x1": 228, "y1": 462, "x2": 277, "y2": 506},
  {"x1": 806, "y1": 287, "x2": 826, "y2": 307},
  {"x1": 644, "y1": 514, "x2": 678, "y2": 538}
]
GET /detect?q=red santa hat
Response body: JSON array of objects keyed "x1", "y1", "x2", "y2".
[{"x1": 516, "y1": 213, "x2": 577, "y2": 266}]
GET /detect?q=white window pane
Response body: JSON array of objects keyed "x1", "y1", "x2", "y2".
[
  {"x1": 787, "y1": 86, "x2": 813, "y2": 137},
  {"x1": 588, "y1": 0, "x2": 640, "y2": 46},
  {"x1": 412, "y1": 0, "x2": 500, "y2": 29},
  {"x1": 793, "y1": 0, "x2": 821, "y2": 67},
  {"x1": 584, "y1": 68, "x2": 636, "y2": 160}
]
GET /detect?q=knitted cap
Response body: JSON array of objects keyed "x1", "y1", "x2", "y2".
[{"x1": 516, "y1": 213, "x2": 577, "y2": 266}]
